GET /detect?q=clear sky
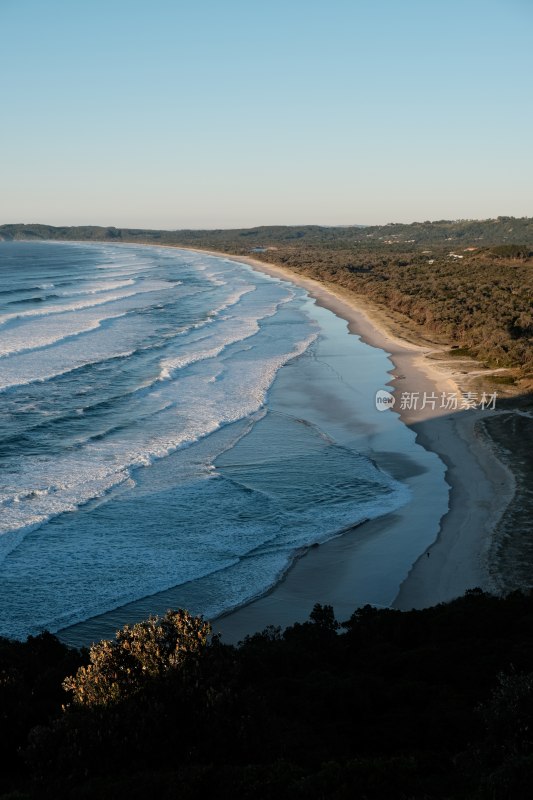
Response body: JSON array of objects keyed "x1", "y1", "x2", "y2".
[{"x1": 1, "y1": 0, "x2": 532, "y2": 228}]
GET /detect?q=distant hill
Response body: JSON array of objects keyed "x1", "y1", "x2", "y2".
[{"x1": 1, "y1": 216, "x2": 533, "y2": 247}]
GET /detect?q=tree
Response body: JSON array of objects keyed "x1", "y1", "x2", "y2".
[
  {"x1": 309, "y1": 603, "x2": 339, "y2": 632},
  {"x1": 63, "y1": 609, "x2": 210, "y2": 708}
]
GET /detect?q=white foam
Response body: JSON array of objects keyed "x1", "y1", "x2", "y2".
[
  {"x1": 0, "y1": 327, "x2": 318, "y2": 561},
  {"x1": 156, "y1": 284, "x2": 295, "y2": 383},
  {"x1": 0, "y1": 310, "x2": 129, "y2": 358},
  {"x1": 55, "y1": 278, "x2": 136, "y2": 296},
  {"x1": 0, "y1": 279, "x2": 178, "y2": 326},
  {"x1": 158, "y1": 317, "x2": 260, "y2": 380},
  {"x1": 0, "y1": 275, "x2": 192, "y2": 369},
  {"x1": 202, "y1": 285, "x2": 255, "y2": 319},
  {"x1": 0, "y1": 471, "x2": 131, "y2": 563},
  {"x1": 0, "y1": 348, "x2": 137, "y2": 392}
]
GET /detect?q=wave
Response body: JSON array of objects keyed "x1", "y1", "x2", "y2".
[
  {"x1": 0, "y1": 348, "x2": 137, "y2": 393},
  {"x1": 0, "y1": 279, "x2": 178, "y2": 327},
  {"x1": 157, "y1": 293, "x2": 282, "y2": 382},
  {"x1": 0, "y1": 284, "x2": 54, "y2": 297},
  {"x1": 0, "y1": 328, "x2": 318, "y2": 564},
  {"x1": 0, "y1": 310, "x2": 132, "y2": 359},
  {"x1": 3, "y1": 282, "x2": 139, "y2": 312},
  {"x1": 53, "y1": 278, "x2": 137, "y2": 296},
  {"x1": 0, "y1": 470, "x2": 132, "y2": 565},
  {"x1": 0, "y1": 414, "x2": 410, "y2": 639},
  {"x1": 0, "y1": 282, "x2": 257, "y2": 381},
  {"x1": 7, "y1": 296, "x2": 48, "y2": 305}
]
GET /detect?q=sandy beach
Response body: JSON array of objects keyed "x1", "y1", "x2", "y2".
[{"x1": 176, "y1": 249, "x2": 517, "y2": 641}]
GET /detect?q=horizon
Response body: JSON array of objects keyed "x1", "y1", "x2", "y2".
[
  {"x1": 2, "y1": 0, "x2": 532, "y2": 228},
  {"x1": 2, "y1": 213, "x2": 532, "y2": 233}
]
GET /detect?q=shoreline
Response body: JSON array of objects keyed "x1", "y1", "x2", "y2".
[
  {"x1": 51, "y1": 242, "x2": 517, "y2": 646},
  {"x1": 175, "y1": 247, "x2": 516, "y2": 638}
]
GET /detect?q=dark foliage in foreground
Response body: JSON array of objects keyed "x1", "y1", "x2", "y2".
[{"x1": 2, "y1": 591, "x2": 533, "y2": 798}]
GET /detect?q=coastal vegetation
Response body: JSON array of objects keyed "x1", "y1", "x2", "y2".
[
  {"x1": 2, "y1": 218, "x2": 532, "y2": 385},
  {"x1": 2, "y1": 592, "x2": 533, "y2": 798}
]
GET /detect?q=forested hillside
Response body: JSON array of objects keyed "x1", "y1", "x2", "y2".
[{"x1": 2, "y1": 216, "x2": 533, "y2": 247}]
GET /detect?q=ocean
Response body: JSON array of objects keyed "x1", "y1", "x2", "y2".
[{"x1": 0, "y1": 241, "x2": 429, "y2": 641}]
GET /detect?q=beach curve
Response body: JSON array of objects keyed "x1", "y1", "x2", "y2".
[{"x1": 178, "y1": 248, "x2": 516, "y2": 639}]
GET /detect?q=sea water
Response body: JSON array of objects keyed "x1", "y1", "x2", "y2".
[{"x1": 0, "y1": 241, "x2": 418, "y2": 640}]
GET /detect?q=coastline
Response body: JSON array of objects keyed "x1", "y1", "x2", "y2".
[
  {"x1": 51, "y1": 242, "x2": 518, "y2": 647},
  {"x1": 174, "y1": 248, "x2": 516, "y2": 640}
]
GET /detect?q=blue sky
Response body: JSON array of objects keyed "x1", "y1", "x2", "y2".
[{"x1": 1, "y1": 0, "x2": 532, "y2": 228}]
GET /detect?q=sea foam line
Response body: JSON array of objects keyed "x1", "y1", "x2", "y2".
[
  {"x1": 0, "y1": 280, "x2": 179, "y2": 326},
  {"x1": 157, "y1": 294, "x2": 286, "y2": 382},
  {"x1": 0, "y1": 310, "x2": 131, "y2": 358}
]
